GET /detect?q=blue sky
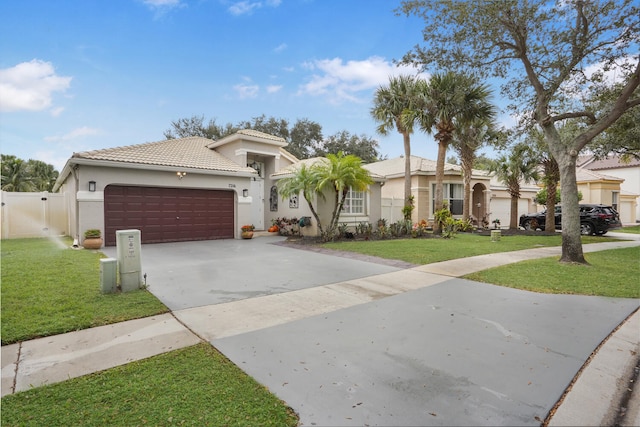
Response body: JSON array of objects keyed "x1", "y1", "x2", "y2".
[{"x1": 0, "y1": 0, "x2": 505, "y2": 171}]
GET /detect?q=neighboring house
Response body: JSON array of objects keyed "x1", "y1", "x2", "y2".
[
  {"x1": 577, "y1": 155, "x2": 639, "y2": 224},
  {"x1": 363, "y1": 156, "x2": 540, "y2": 227},
  {"x1": 53, "y1": 130, "x2": 384, "y2": 246}
]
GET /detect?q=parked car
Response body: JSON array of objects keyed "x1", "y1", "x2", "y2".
[{"x1": 519, "y1": 204, "x2": 622, "y2": 235}]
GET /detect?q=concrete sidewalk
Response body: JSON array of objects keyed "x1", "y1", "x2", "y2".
[{"x1": 2, "y1": 236, "x2": 639, "y2": 425}]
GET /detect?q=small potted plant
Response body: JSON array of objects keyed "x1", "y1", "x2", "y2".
[
  {"x1": 240, "y1": 224, "x2": 255, "y2": 239},
  {"x1": 83, "y1": 229, "x2": 103, "y2": 249},
  {"x1": 492, "y1": 218, "x2": 501, "y2": 229}
]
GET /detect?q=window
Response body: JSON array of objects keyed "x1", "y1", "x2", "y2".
[
  {"x1": 612, "y1": 191, "x2": 619, "y2": 210},
  {"x1": 432, "y1": 183, "x2": 464, "y2": 215},
  {"x1": 342, "y1": 188, "x2": 365, "y2": 214}
]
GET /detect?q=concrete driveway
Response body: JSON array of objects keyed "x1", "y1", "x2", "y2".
[
  {"x1": 102, "y1": 236, "x2": 407, "y2": 310},
  {"x1": 104, "y1": 236, "x2": 639, "y2": 425}
]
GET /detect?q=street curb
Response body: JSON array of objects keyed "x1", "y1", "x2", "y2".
[{"x1": 546, "y1": 308, "x2": 640, "y2": 426}]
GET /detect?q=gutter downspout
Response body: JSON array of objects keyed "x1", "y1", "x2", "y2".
[{"x1": 71, "y1": 164, "x2": 80, "y2": 247}]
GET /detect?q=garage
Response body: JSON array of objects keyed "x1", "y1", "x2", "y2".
[{"x1": 104, "y1": 185, "x2": 234, "y2": 246}]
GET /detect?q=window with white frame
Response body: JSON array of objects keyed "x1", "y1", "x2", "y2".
[
  {"x1": 432, "y1": 183, "x2": 464, "y2": 215},
  {"x1": 342, "y1": 188, "x2": 366, "y2": 214},
  {"x1": 612, "y1": 191, "x2": 619, "y2": 210}
]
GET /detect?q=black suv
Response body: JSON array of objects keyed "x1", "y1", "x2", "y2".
[{"x1": 519, "y1": 204, "x2": 622, "y2": 235}]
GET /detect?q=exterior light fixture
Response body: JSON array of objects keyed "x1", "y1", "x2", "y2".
[
  {"x1": 176, "y1": 172, "x2": 187, "y2": 179},
  {"x1": 88, "y1": 181, "x2": 96, "y2": 192},
  {"x1": 243, "y1": 189, "x2": 249, "y2": 197}
]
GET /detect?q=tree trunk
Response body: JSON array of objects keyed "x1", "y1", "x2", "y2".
[
  {"x1": 509, "y1": 194, "x2": 519, "y2": 229},
  {"x1": 545, "y1": 158, "x2": 559, "y2": 232},
  {"x1": 460, "y1": 145, "x2": 474, "y2": 222},
  {"x1": 434, "y1": 139, "x2": 448, "y2": 233},
  {"x1": 403, "y1": 132, "x2": 412, "y2": 208},
  {"x1": 557, "y1": 152, "x2": 586, "y2": 263}
]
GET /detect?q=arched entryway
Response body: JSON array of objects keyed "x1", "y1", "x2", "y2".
[{"x1": 472, "y1": 183, "x2": 488, "y2": 227}]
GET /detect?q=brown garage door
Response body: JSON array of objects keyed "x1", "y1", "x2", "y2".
[{"x1": 104, "y1": 185, "x2": 234, "y2": 246}]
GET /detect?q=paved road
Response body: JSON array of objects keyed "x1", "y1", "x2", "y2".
[{"x1": 106, "y1": 235, "x2": 640, "y2": 426}]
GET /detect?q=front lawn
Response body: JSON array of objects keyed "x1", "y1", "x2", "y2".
[
  {"x1": 0, "y1": 343, "x2": 298, "y2": 427},
  {"x1": 617, "y1": 225, "x2": 640, "y2": 234},
  {"x1": 464, "y1": 246, "x2": 640, "y2": 298},
  {"x1": 1, "y1": 237, "x2": 168, "y2": 345},
  {"x1": 321, "y1": 233, "x2": 611, "y2": 265}
]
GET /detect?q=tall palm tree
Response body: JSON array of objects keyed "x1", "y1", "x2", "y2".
[
  {"x1": 451, "y1": 118, "x2": 498, "y2": 222},
  {"x1": 491, "y1": 144, "x2": 540, "y2": 229},
  {"x1": 277, "y1": 153, "x2": 372, "y2": 241},
  {"x1": 371, "y1": 75, "x2": 428, "y2": 211},
  {"x1": 421, "y1": 72, "x2": 495, "y2": 231},
  {"x1": 277, "y1": 163, "x2": 324, "y2": 235},
  {"x1": 315, "y1": 152, "x2": 373, "y2": 238},
  {"x1": 1, "y1": 156, "x2": 36, "y2": 192}
]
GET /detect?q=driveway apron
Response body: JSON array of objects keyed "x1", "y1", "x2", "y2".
[{"x1": 214, "y1": 280, "x2": 638, "y2": 426}]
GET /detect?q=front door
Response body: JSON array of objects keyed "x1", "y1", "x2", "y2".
[{"x1": 249, "y1": 179, "x2": 264, "y2": 230}]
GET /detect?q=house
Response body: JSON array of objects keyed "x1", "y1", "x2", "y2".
[
  {"x1": 577, "y1": 155, "x2": 639, "y2": 224},
  {"x1": 53, "y1": 130, "x2": 384, "y2": 246},
  {"x1": 363, "y1": 155, "x2": 539, "y2": 226}
]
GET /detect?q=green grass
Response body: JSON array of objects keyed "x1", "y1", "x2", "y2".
[
  {"x1": 322, "y1": 233, "x2": 611, "y2": 265},
  {"x1": 0, "y1": 343, "x2": 298, "y2": 427},
  {"x1": 464, "y1": 246, "x2": 640, "y2": 298},
  {"x1": 618, "y1": 225, "x2": 640, "y2": 234},
  {"x1": 1, "y1": 237, "x2": 168, "y2": 345}
]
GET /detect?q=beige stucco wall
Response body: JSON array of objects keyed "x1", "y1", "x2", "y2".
[
  {"x1": 578, "y1": 181, "x2": 621, "y2": 206},
  {"x1": 61, "y1": 164, "x2": 253, "y2": 243}
]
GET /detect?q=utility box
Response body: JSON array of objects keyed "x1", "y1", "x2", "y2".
[
  {"x1": 491, "y1": 229, "x2": 501, "y2": 242},
  {"x1": 116, "y1": 229, "x2": 143, "y2": 292},
  {"x1": 100, "y1": 258, "x2": 117, "y2": 294}
]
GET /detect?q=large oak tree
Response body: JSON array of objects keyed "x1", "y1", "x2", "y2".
[{"x1": 399, "y1": 0, "x2": 640, "y2": 263}]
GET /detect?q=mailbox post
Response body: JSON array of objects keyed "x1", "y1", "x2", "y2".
[{"x1": 116, "y1": 229, "x2": 143, "y2": 292}]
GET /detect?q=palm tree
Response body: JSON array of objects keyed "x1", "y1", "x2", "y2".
[
  {"x1": 451, "y1": 118, "x2": 498, "y2": 222},
  {"x1": 277, "y1": 153, "x2": 373, "y2": 241},
  {"x1": 315, "y1": 152, "x2": 373, "y2": 238},
  {"x1": 491, "y1": 144, "x2": 540, "y2": 229},
  {"x1": 1, "y1": 156, "x2": 36, "y2": 192},
  {"x1": 371, "y1": 75, "x2": 428, "y2": 212},
  {"x1": 421, "y1": 72, "x2": 495, "y2": 231},
  {"x1": 277, "y1": 163, "x2": 325, "y2": 235}
]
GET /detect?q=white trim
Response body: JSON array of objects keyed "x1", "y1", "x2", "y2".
[{"x1": 77, "y1": 191, "x2": 104, "y2": 202}]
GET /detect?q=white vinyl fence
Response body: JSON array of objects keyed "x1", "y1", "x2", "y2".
[
  {"x1": 1, "y1": 191, "x2": 70, "y2": 239},
  {"x1": 381, "y1": 197, "x2": 405, "y2": 223}
]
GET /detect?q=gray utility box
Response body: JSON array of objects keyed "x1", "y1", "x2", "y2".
[
  {"x1": 100, "y1": 258, "x2": 117, "y2": 293},
  {"x1": 116, "y1": 229, "x2": 143, "y2": 292}
]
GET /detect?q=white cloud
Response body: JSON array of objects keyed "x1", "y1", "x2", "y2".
[
  {"x1": 234, "y1": 83, "x2": 260, "y2": 99},
  {"x1": 228, "y1": 1, "x2": 262, "y2": 15},
  {"x1": 273, "y1": 43, "x2": 287, "y2": 53},
  {"x1": 227, "y1": 0, "x2": 281, "y2": 15},
  {"x1": 50, "y1": 106, "x2": 65, "y2": 117},
  {"x1": 0, "y1": 60, "x2": 72, "y2": 113},
  {"x1": 584, "y1": 56, "x2": 635, "y2": 86},
  {"x1": 44, "y1": 126, "x2": 100, "y2": 142},
  {"x1": 142, "y1": 0, "x2": 182, "y2": 8},
  {"x1": 298, "y1": 56, "x2": 424, "y2": 104},
  {"x1": 266, "y1": 85, "x2": 282, "y2": 93},
  {"x1": 142, "y1": 0, "x2": 184, "y2": 18}
]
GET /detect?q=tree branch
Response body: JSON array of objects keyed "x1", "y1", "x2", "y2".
[
  {"x1": 573, "y1": 60, "x2": 640, "y2": 150},
  {"x1": 552, "y1": 111, "x2": 596, "y2": 124}
]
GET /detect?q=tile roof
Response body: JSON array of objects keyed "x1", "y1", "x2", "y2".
[
  {"x1": 236, "y1": 129, "x2": 287, "y2": 143},
  {"x1": 582, "y1": 155, "x2": 640, "y2": 170},
  {"x1": 576, "y1": 168, "x2": 624, "y2": 182},
  {"x1": 364, "y1": 155, "x2": 489, "y2": 177},
  {"x1": 271, "y1": 157, "x2": 385, "y2": 181},
  {"x1": 73, "y1": 137, "x2": 256, "y2": 173}
]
